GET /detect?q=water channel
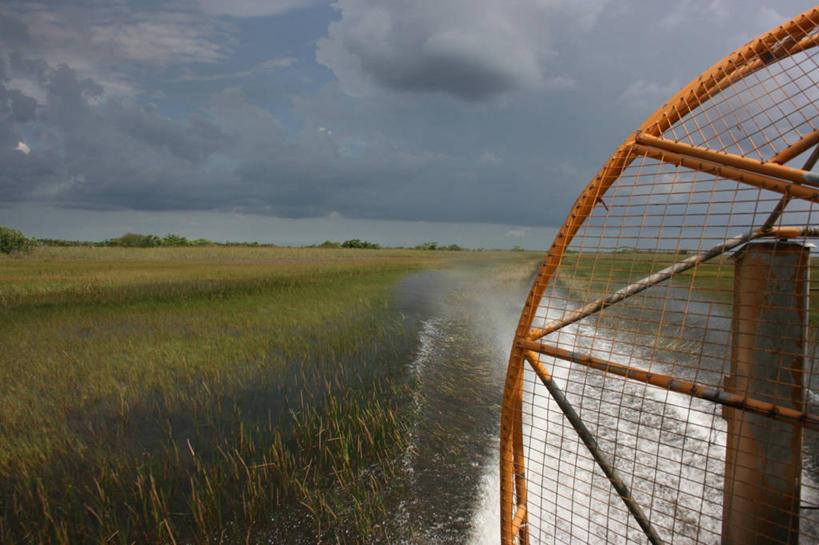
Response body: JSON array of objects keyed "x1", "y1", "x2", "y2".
[
  {"x1": 388, "y1": 267, "x2": 819, "y2": 544},
  {"x1": 383, "y1": 266, "x2": 531, "y2": 544}
]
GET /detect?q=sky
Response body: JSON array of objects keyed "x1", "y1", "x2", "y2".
[{"x1": 0, "y1": 0, "x2": 816, "y2": 249}]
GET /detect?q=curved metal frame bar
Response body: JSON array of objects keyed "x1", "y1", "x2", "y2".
[{"x1": 499, "y1": 7, "x2": 819, "y2": 544}]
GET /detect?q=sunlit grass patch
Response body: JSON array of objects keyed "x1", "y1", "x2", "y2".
[
  {"x1": 557, "y1": 249, "x2": 819, "y2": 334},
  {"x1": 0, "y1": 247, "x2": 424, "y2": 542},
  {"x1": 0, "y1": 245, "x2": 540, "y2": 543}
]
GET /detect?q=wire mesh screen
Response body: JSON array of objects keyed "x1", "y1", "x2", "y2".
[{"x1": 500, "y1": 7, "x2": 819, "y2": 545}]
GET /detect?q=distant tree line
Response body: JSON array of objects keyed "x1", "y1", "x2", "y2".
[
  {"x1": 0, "y1": 226, "x2": 38, "y2": 254},
  {"x1": 2, "y1": 225, "x2": 488, "y2": 253},
  {"x1": 311, "y1": 239, "x2": 380, "y2": 249},
  {"x1": 105, "y1": 233, "x2": 219, "y2": 247},
  {"x1": 312, "y1": 239, "x2": 464, "y2": 250},
  {"x1": 413, "y1": 241, "x2": 462, "y2": 251},
  {"x1": 36, "y1": 232, "x2": 275, "y2": 248}
]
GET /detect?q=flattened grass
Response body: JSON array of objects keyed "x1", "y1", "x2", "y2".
[
  {"x1": 0, "y1": 248, "x2": 406, "y2": 543},
  {"x1": 0, "y1": 246, "x2": 540, "y2": 544},
  {"x1": 557, "y1": 250, "x2": 819, "y2": 328}
]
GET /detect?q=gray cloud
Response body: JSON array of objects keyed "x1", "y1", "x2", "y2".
[
  {"x1": 0, "y1": 51, "x2": 234, "y2": 209},
  {"x1": 0, "y1": 10, "x2": 31, "y2": 47},
  {"x1": 192, "y1": 0, "x2": 325, "y2": 18},
  {"x1": 317, "y1": 0, "x2": 605, "y2": 101},
  {"x1": 3, "y1": 49, "x2": 530, "y2": 224},
  {"x1": 0, "y1": 3, "x2": 234, "y2": 101},
  {"x1": 88, "y1": 16, "x2": 229, "y2": 65},
  {"x1": 2, "y1": 0, "x2": 817, "y2": 238}
]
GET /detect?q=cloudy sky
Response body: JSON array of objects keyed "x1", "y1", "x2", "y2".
[{"x1": 0, "y1": 0, "x2": 815, "y2": 248}]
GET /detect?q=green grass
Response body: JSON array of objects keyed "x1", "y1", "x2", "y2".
[
  {"x1": 557, "y1": 249, "x2": 819, "y2": 328},
  {"x1": 0, "y1": 246, "x2": 540, "y2": 544},
  {"x1": 557, "y1": 251, "x2": 732, "y2": 297}
]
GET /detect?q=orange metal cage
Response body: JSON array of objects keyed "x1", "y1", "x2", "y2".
[{"x1": 500, "y1": 7, "x2": 819, "y2": 545}]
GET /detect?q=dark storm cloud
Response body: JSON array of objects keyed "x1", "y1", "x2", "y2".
[
  {"x1": 2, "y1": 0, "x2": 817, "y2": 231},
  {"x1": 0, "y1": 60, "x2": 37, "y2": 163},
  {"x1": 0, "y1": 50, "x2": 234, "y2": 209},
  {"x1": 1, "y1": 46, "x2": 513, "y2": 223},
  {"x1": 0, "y1": 78, "x2": 35, "y2": 128},
  {"x1": 0, "y1": 11, "x2": 30, "y2": 48},
  {"x1": 355, "y1": 47, "x2": 520, "y2": 102},
  {"x1": 316, "y1": 0, "x2": 605, "y2": 101},
  {"x1": 0, "y1": 21, "x2": 595, "y2": 228},
  {"x1": 105, "y1": 102, "x2": 226, "y2": 162}
]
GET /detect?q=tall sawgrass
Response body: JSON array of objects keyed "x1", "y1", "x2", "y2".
[
  {"x1": 0, "y1": 247, "x2": 431, "y2": 543},
  {"x1": 3, "y1": 309, "x2": 416, "y2": 544},
  {"x1": 0, "y1": 246, "x2": 541, "y2": 543}
]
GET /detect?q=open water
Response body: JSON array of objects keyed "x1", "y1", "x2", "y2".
[{"x1": 394, "y1": 274, "x2": 819, "y2": 544}]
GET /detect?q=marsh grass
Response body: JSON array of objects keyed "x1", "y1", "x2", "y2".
[
  {"x1": 2, "y1": 246, "x2": 503, "y2": 543},
  {"x1": 557, "y1": 251, "x2": 734, "y2": 296},
  {"x1": 557, "y1": 249, "x2": 819, "y2": 354},
  {"x1": 374, "y1": 256, "x2": 540, "y2": 543}
]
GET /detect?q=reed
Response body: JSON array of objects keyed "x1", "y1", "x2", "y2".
[{"x1": 0, "y1": 246, "x2": 540, "y2": 543}]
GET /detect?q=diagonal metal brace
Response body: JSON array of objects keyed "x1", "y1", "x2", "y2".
[
  {"x1": 528, "y1": 226, "x2": 819, "y2": 342},
  {"x1": 520, "y1": 340, "x2": 819, "y2": 430},
  {"x1": 523, "y1": 351, "x2": 666, "y2": 545}
]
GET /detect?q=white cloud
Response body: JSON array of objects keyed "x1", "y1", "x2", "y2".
[
  {"x1": 15, "y1": 141, "x2": 31, "y2": 154},
  {"x1": 172, "y1": 57, "x2": 296, "y2": 82},
  {"x1": 193, "y1": 0, "x2": 323, "y2": 17},
  {"x1": 90, "y1": 19, "x2": 227, "y2": 65},
  {"x1": 317, "y1": 0, "x2": 608, "y2": 100},
  {"x1": 505, "y1": 227, "x2": 529, "y2": 238},
  {"x1": 619, "y1": 78, "x2": 681, "y2": 110},
  {"x1": 479, "y1": 151, "x2": 503, "y2": 167}
]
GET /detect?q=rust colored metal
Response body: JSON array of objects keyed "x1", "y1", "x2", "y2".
[
  {"x1": 637, "y1": 9, "x2": 819, "y2": 138},
  {"x1": 528, "y1": 226, "x2": 819, "y2": 342},
  {"x1": 631, "y1": 143, "x2": 819, "y2": 204},
  {"x1": 517, "y1": 339, "x2": 818, "y2": 429},
  {"x1": 500, "y1": 6, "x2": 819, "y2": 545},
  {"x1": 499, "y1": 143, "x2": 638, "y2": 545},
  {"x1": 634, "y1": 133, "x2": 819, "y2": 187},
  {"x1": 510, "y1": 504, "x2": 527, "y2": 537},
  {"x1": 722, "y1": 243, "x2": 808, "y2": 545},
  {"x1": 524, "y1": 351, "x2": 666, "y2": 545},
  {"x1": 769, "y1": 130, "x2": 819, "y2": 166},
  {"x1": 760, "y1": 141, "x2": 819, "y2": 233}
]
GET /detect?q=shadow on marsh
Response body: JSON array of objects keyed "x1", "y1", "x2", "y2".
[{"x1": 0, "y1": 259, "x2": 540, "y2": 544}]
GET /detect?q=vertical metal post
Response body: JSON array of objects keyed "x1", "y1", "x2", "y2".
[{"x1": 723, "y1": 242, "x2": 808, "y2": 545}]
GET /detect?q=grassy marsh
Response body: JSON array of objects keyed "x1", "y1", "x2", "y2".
[
  {"x1": 558, "y1": 249, "x2": 818, "y2": 316},
  {"x1": 0, "y1": 246, "x2": 540, "y2": 544}
]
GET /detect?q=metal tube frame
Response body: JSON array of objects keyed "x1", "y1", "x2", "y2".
[
  {"x1": 519, "y1": 340, "x2": 819, "y2": 430},
  {"x1": 500, "y1": 8, "x2": 819, "y2": 545},
  {"x1": 529, "y1": 226, "x2": 819, "y2": 342},
  {"x1": 524, "y1": 351, "x2": 666, "y2": 545}
]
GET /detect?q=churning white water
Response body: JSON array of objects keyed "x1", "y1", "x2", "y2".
[
  {"x1": 390, "y1": 265, "x2": 817, "y2": 544},
  {"x1": 467, "y1": 290, "x2": 819, "y2": 544}
]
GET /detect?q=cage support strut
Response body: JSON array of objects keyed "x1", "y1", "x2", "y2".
[
  {"x1": 528, "y1": 226, "x2": 819, "y2": 342},
  {"x1": 634, "y1": 133, "x2": 819, "y2": 187},
  {"x1": 761, "y1": 141, "x2": 819, "y2": 230},
  {"x1": 631, "y1": 144, "x2": 819, "y2": 204},
  {"x1": 518, "y1": 340, "x2": 819, "y2": 429},
  {"x1": 523, "y1": 351, "x2": 666, "y2": 545}
]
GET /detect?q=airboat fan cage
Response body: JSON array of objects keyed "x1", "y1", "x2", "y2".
[{"x1": 500, "y1": 7, "x2": 819, "y2": 545}]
